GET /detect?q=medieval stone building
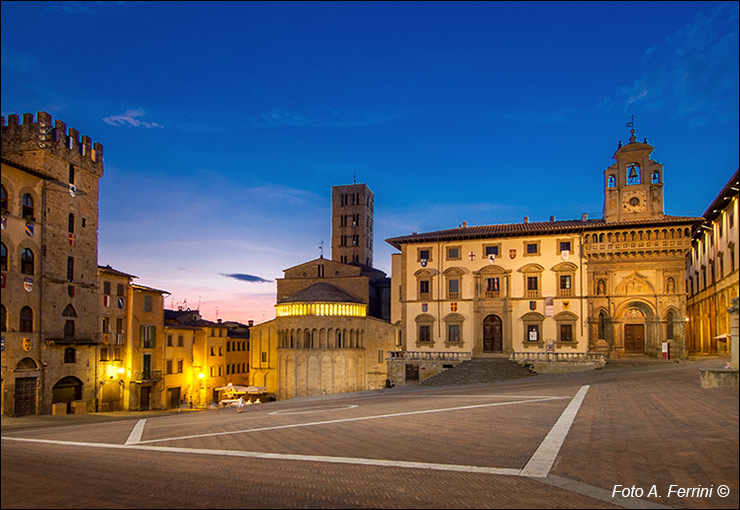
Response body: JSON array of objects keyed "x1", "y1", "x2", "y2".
[
  {"x1": 2, "y1": 112, "x2": 104, "y2": 416},
  {"x1": 250, "y1": 183, "x2": 397, "y2": 400}
]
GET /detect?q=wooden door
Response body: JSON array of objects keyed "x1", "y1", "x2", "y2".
[
  {"x1": 14, "y1": 377, "x2": 37, "y2": 417},
  {"x1": 483, "y1": 315, "x2": 503, "y2": 352},
  {"x1": 624, "y1": 324, "x2": 645, "y2": 354}
]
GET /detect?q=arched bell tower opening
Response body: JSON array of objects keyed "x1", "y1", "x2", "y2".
[{"x1": 603, "y1": 129, "x2": 664, "y2": 222}]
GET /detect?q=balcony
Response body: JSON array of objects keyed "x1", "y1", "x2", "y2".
[
  {"x1": 558, "y1": 289, "x2": 572, "y2": 297},
  {"x1": 134, "y1": 370, "x2": 162, "y2": 382},
  {"x1": 419, "y1": 292, "x2": 431, "y2": 301},
  {"x1": 447, "y1": 292, "x2": 459, "y2": 300},
  {"x1": 484, "y1": 290, "x2": 500, "y2": 299},
  {"x1": 526, "y1": 290, "x2": 539, "y2": 298},
  {"x1": 387, "y1": 351, "x2": 472, "y2": 362}
]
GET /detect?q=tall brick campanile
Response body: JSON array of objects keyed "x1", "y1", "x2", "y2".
[
  {"x1": 331, "y1": 183, "x2": 374, "y2": 267},
  {"x1": 2, "y1": 112, "x2": 103, "y2": 416}
]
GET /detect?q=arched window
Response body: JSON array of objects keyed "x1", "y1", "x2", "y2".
[
  {"x1": 68, "y1": 213, "x2": 75, "y2": 233},
  {"x1": 62, "y1": 304, "x2": 77, "y2": 317},
  {"x1": 64, "y1": 320, "x2": 75, "y2": 340},
  {"x1": 598, "y1": 310, "x2": 607, "y2": 339},
  {"x1": 607, "y1": 175, "x2": 616, "y2": 188},
  {"x1": 626, "y1": 163, "x2": 641, "y2": 185},
  {"x1": 20, "y1": 306, "x2": 33, "y2": 332},
  {"x1": 666, "y1": 310, "x2": 676, "y2": 339},
  {"x1": 64, "y1": 347, "x2": 76, "y2": 364},
  {"x1": 651, "y1": 171, "x2": 660, "y2": 184},
  {"x1": 1, "y1": 304, "x2": 6, "y2": 332},
  {"x1": 21, "y1": 248, "x2": 34, "y2": 275},
  {"x1": 21, "y1": 193, "x2": 34, "y2": 219},
  {"x1": 68, "y1": 164, "x2": 75, "y2": 185},
  {"x1": 0, "y1": 242, "x2": 7, "y2": 271},
  {"x1": 0, "y1": 184, "x2": 7, "y2": 212}
]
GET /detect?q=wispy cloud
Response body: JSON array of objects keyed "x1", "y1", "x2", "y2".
[
  {"x1": 103, "y1": 108, "x2": 163, "y2": 128},
  {"x1": 246, "y1": 107, "x2": 403, "y2": 128},
  {"x1": 49, "y1": 1, "x2": 134, "y2": 15},
  {"x1": 607, "y1": 3, "x2": 739, "y2": 125},
  {"x1": 220, "y1": 273, "x2": 272, "y2": 284}
]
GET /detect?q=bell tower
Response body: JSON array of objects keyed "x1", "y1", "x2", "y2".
[{"x1": 603, "y1": 129, "x2": 664, "y2": 222}]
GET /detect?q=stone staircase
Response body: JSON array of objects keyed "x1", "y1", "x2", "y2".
[{"x1": 421, "y1": 357, "x2": 537, "y2": 386}]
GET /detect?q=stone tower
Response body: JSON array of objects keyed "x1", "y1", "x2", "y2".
[
  {"x1": 603, "y1": 129, "x2": 664, "y2": 223},
  {"x1": 1, "y1": 112, "x2": 104, "y2": 415},
  {"x1": 331, "y1": 183, "x2": 374, "y2": 267}
]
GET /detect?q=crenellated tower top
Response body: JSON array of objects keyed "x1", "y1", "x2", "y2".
[{"x1": 1, "y1": 111, "x2": 104, "y2": 176}]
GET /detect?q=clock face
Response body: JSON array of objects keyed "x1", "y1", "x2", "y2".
[{"x1": 623, "y1": 191, "x2": 647, "y2": 212}]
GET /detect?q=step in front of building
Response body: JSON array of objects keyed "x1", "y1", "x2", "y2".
[{"x1": 421, "y1": 358, "x2": 537, "y2": 386}]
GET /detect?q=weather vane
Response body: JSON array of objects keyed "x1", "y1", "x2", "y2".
[
  {"x1": 625, "y1": 114, "x2": 636, "y2": 129},
  {"x1": 319, "y1": 240, "x2": 324, "y2": 258}
]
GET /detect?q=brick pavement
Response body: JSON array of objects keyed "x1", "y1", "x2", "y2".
[{"x1": 1, "y1": 357, "x2": 737, "y2": 509}]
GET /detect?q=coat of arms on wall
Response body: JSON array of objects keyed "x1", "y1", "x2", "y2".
[{"x1": 509, "y1": 249, "x2": 516, "y2": 259}]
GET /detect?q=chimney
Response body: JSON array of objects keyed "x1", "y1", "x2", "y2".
[
  {"x1": 550, "y1": 216, "x2": 555, "y2": 222},
  {"x1": 462, "y1": 221, "x2": 467, "y2": 228},
  {"x1": 581, "y1": 213, "x2": 588, "y2": 221},
  {"x1": 248, "y1": 320, "x2": 254, "y2": 327},
  {"x1": 524, "y1": 216, "x2": 529, "y2": 224}
]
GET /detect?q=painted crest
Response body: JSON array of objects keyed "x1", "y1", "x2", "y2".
[
  {"x1": 488, "y1": 254, "x2": 496, "y2": 264},
  {"x1": 69, "y1": 184, "x2": 77, "y2": 197},
  {"x1": 118, "y1": 297, "x2": 124, "y2": 309},
  {"x1": 468, "y1": 251, "x2": 476, "y2": 261},
  {"x1": 420, "y1": 258, "x2": 428, "y2": 268},
  {"x1": 68, "y1": 285, "x2": 75, "y2": 297},
  {"x1": 23, "y1": 277, "x2": 33, "y2": 292},
  {"x1": 1, "y1": 215, "x2": 6, "y2": 230},
  {"x1": 561, "y1": 250, "x2": 570, "y2": 261},
  {"x1": 1, "y1": 273, "x2": 6, "y2": 288},
  {"x1": 69, "y1": 233, "x2": 76, "y2": 247},
  {"x1": 451, "y1": 302, "x2": 457, "y2": 312},
  {"x1": 529, "y1": 300, "x2": 536, "y2": 310},
  {"x1": 421, "y1": 303, "x2": 428, "y2": 313},
  {"x1": 103, "y1": 295, "x2": 110, "y2": 307},
  {"x1": 563, "y1": 300, "x2": 570, "y2": 310},
  {"x1": 25, "y1": 222, "x2": 34, "y2": 237},
  {"x1": 23, "y1": 338, "x2": 32, "y2": 352},
  {"x1": 509, "y1": 249, "x2": 516, "y2": 259}
]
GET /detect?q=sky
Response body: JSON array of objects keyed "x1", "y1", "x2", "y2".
[{"x1": 2, "y1": 1, "x2": 738, "y2": 324}]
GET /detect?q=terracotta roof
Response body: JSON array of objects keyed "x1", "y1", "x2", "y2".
[
  {"x1": 278, "y1": 282, "x2": 364, "y2": 304},
  {"x1": 386, "y1": 215, "x2": 702, "y2": 249},
  {"x1": 98, "y1": 264, "x2": 138, "y2": 280}
]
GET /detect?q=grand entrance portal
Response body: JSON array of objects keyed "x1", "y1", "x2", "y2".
[
  {"x1": 624, "y1": 324, "x2": 645, "y2": 354},
  {"x1": 483, "y1": 315, "x2": 503, "y2": 353}
]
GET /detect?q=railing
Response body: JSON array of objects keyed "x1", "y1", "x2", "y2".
[
  {"x1": 419, "y1": 292, "x2": 430, "y2": 301},
  {"x1": 447, "y1": 292, "x2": 459, "y2": 300},
  {"x1": 387, "y1": 351, "x2": 472, "y2": 362},
  {"x1": 558, "y1": 289, "x2": 572, "y2": 297},
  {"x1": 526, "y1": 290, "x2": 539, "y2": 298},
  {"x1": 484, "y1": 290, "x2": 500, "y2": 298},
  {"x1": 134, "y1": 370, "x2": 162, "y2": 381},
  {"x1": 510, "y1": 352, "x2": 605, "y2": 363}
]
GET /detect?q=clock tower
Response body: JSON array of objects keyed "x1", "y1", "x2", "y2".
[{"x1": 603, "y1": 129, "x2": 664, "y2": 222}]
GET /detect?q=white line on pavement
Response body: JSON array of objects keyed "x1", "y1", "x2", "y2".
[
  {"x1": 1, "y1": 436, "x2": 521, "y2": 477},
  {"x1": 520, "y1": 385, "x2": 590, "y2": 478},
  {"x1": 125, "y1": 419, "x2": 147, "y2": 445}
]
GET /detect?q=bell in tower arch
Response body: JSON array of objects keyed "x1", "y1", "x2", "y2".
[
  {"x1": 628, "y1": 166, "x2": 638, "y2": 179},
  {"x1": 626, "y1": 163, "x2": 641, "y2": 185}
]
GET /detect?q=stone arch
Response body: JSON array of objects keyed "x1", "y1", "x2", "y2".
[
  {"x1": 16, "y1": 357, "x2": 38, "y2": 370},
  {"x1": 52, "y1": 376, "x2": 83, "y2": 412}
]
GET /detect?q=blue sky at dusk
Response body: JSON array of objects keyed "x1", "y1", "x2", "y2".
[{"x1": 2, "y1": 1, "x2": 738, "y2": 323}]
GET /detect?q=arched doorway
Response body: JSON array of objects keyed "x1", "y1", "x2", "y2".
[
  {"x1": 621, "y1": 303, "x2": 653, "y2": 354},
  {"x1": 14, "y1": 358, "x2": 39, "y2": 417},
  {"x1": 52, "y1": 376, "x2": 82, "y2": 414},
  {"x1": 483, "y1": 315, "x2": 503, "y2": 353}
]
